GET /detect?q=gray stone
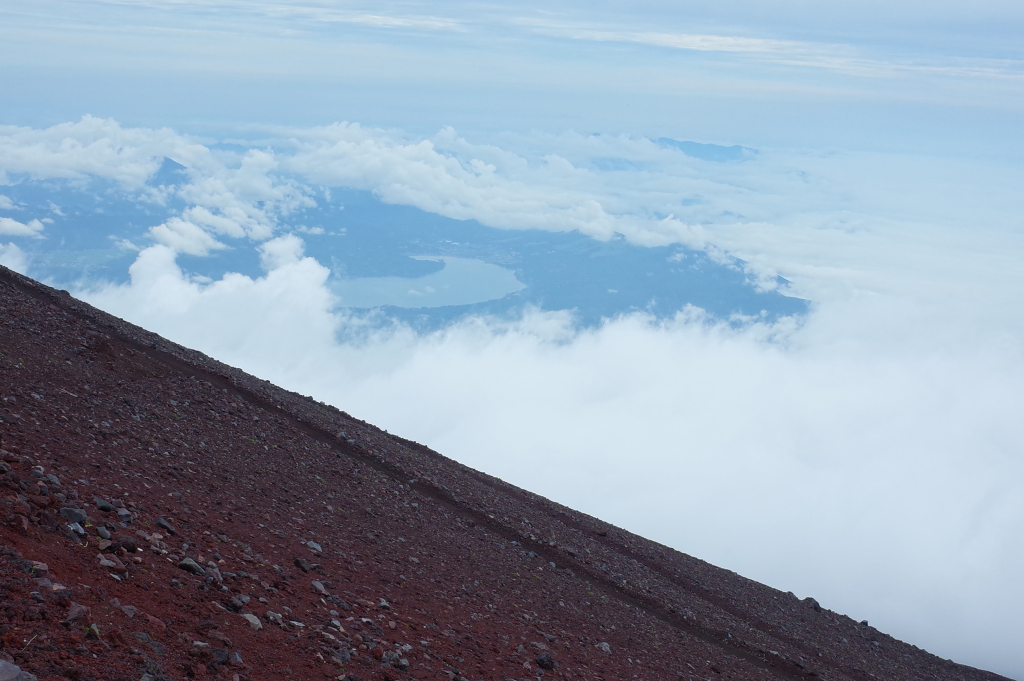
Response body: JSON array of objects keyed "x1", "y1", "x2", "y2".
[
  {"x1": 97, "y1": 554, "x2": 118, "y2": 569},
  {"x1": 804, "y1": 597, "x2": 822, "y2": 612},
  {"x1": 117, "y1": 507, "x2": 133, "y2": 523},
  {"x1": 311, "y1": 580, "x2": 328, "y2": 595},
  {"x1": 97, "y1": 526, "x2": 111, "y2": 540},
  {"x1": 596, "y1": 641, "x2": 611, "y2": 654},
  {"x1": 93, "y1": 497, "x2": 115, "y2": 512},
  {"x1": 0, "y1": 661, "x2": 21, "y2": 681},
  {"x1": 241, "y1": 613, "x2": 262, "y2": 630},
  {"x1": 63, "y1": 602, "x2": 89, "y2": 624},
  {"x1": 59, "y1": 507, "x2": 87, "y2": 525},
  {"x1": 307, "y1": 541, "x2": 322, "y2": 553},
  {"x1": 205, "y1": 562, "x2": 223, "y2": 582},
  {"x1": 156, "y1": 518, "x2": 176, "y2": 535},
  {"x1": 0, "y1": 660, "x2": 37, "y2": 681},
  {"x1": 45, "y1": 473, "x2": 60, "y2": 487},
  {"x1": 178, "y1": 558, "x2": 206, "y2": 576},
  {"x1": 536, "y1": 652, "x2": 556, "y2": 670}
]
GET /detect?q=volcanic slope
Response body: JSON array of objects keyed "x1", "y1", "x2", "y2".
[{"x1": 0, "y1": 264, "x2": 1008, "y2": 681}]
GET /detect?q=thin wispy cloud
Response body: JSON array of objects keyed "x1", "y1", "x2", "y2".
[
  {"x1": 524, "y1": 21, "x2": 1024, "y2": 80},
  {"x1": 83, "y1": 0, "x2": 465, "y2": 31}
]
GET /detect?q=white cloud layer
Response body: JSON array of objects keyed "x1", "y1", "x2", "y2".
[
  {"x1": 0, "y1": 118, "x2": 319, "y2": 254},
  {"x1": 0, "y1": 117, "x2": 207, "y2": 188}
]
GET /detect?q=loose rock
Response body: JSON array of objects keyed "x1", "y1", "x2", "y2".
[
  {"x1": 93, "y1": 497, "x2": 115, "y2": 512},
  {"x1": 62, "y1": 602, "x2": 90, "y2": 626},
  {"x1": 59, "y1": 507, "x2": 87, "y2": 525},
  {"x1": 0, "y1": 660, "x2": 37, "y2": 681},
  {"x1": 178, "y1": 558, "x2": 206, "y2": 576},
  {"x1": 241, "y1": 613, "x2": 263, "y2": 630},
  {"x1": 536, "y1": 652, "x2": 556, "y2": 670}
]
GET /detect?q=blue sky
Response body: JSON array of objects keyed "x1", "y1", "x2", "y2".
[{"x1": 2, "y1": 1, "x2": 1024, "y2": 678}]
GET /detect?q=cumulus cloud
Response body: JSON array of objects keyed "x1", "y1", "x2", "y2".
[
  {"x1": 0, "y1": 119, "x2": 319, "y2": 254},
  {"x1": 176, "y1": 149, "x2": 315, "y2": 241},
  {"x1": 0, "y1": 116, "x2": 210, "y2": 188},
  {"x1": 0, "y1": 217, "x2": 46, "y2": 237},
  {"x1": 82, "y1": 242, "x2": 340, "y2": 368},
  {"x1": 0, "y1": 243, "x2": 28, "y2": 273},
  {"x1": 0, "y1": 195, "x2": 19, "y2": 210},
  {"x1": 279, "y1": 124, "x2": 629, "y2": 239},
  {"x1": 148, "y1": 217, "x2": 226, "y2": 256},
  {"x1": 259, "y1": 233, "x2": 305, "y2": 271}
]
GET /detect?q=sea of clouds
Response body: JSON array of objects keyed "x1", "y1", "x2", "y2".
[{"x1": 2, "y1": 117, "x2": 1023, "y2": 677}]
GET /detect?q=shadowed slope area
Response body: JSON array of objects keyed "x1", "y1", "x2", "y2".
[{"x1": 0, "y1": 264, "x2": 1008, "y2": 681}]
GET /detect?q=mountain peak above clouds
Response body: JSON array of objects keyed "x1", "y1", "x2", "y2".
[
  {"x1": 148, "y1": 157, "x2": 189, "y2": 188},
  {"x1": 0, "y1": 264, "x2": 1009, "y2": 681},
  {"x1": 655, "y1": 138, "x2": 755, "y2": 162}
]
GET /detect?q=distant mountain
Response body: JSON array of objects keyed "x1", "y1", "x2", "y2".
[
  {"x1": 656, "y1": 138, "x2": 755, "y2": 162},
  {"x1": 148, "y1": 157, "x2": 189, "y2": 187}
]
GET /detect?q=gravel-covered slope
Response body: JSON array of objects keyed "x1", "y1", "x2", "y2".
[{"x1": 0, "y1": 265, "x2": 1008, "y2": 681}]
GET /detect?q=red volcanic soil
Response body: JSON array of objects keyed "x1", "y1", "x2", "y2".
[{"x1": 0, "y1": 264, "x2": 1009, "y2": 681}]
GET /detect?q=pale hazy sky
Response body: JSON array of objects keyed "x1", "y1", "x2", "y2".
[{"x1": 2, "y1": 0, "x2": 1023, "y2": 152}]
